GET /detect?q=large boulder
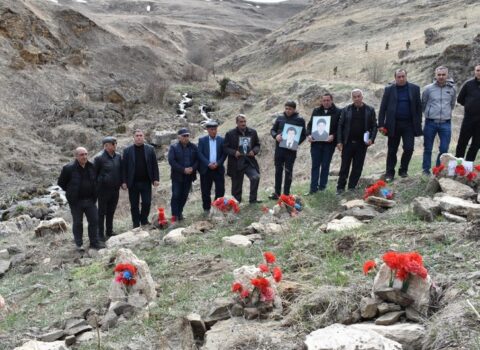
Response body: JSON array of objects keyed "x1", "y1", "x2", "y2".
[
  {"x1": 150, "y1": 130, "x2": 177, "y2": 147},
  {"x1": 412, "y1": 197, "x2": 441, "y2": 222},
  {"x1": 351, "y1": 323, "x2": 426, "y2": 350},
  {"x1": 105, "y1": 228, "x2": 150, "y2": 248},
  {"x1": 435, "y1": 195, "x2": 480, "y2": 217},
  {"x1": 304, "y1": 323, "x2": 402, "y2": 350},
  {"x1": 34, "y1": 218, "x2": 67, "y2": 237},
  {"x1": 224, "y1": 80, "x2": 250, "y2": 98},
  {"x1": 424, "y1": 27, "x2": 444, "y2": 46},
  {"x1": 438, "y1": 178, "x2": 475, "y2": 199}
]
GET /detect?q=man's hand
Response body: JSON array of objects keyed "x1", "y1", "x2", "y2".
[
  {"x1": 208, "y1": 163, "x2": 217, "y2": 170},
  {"x1": 307, "y1": 135, "x2": 313, "y2": 143},
  {"x1": 275, "y1": 134, "x2": 283, "y2": 142},
  {"x1": 184, "y1": 167, "x2": 193, "y2": 175},
  {"x1": 337, "y1": 143, "x2": 343, "y2": 152},
  {"x1": 121, "y1": 183, "x2": 127, "y2": 190},
  {"x1": 327, "y1": 135, "x2": 334, "y2": 142},
  {"x1": 235, "y1": 151, "x2": 241, "y2": 158},
  {"x1": 366, "y1": 140, "x2": 373, "y2": 146},
  {"x1": 153, "y1": 181, "x2": 159, "y2": 187},
  {"x1": 247, "y1": 150, "x2": 255, "y2": 157}
]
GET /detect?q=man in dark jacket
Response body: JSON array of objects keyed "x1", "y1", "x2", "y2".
[
  {"x1": 122, "y1": 129, "x2": 160, "y2": 228},
  {"x1": 378, "y1": 69, "x2": 422, "y2": 181},
  {"x1": 306, "y1": 93, "x2": 342, "y2": 193},
  {"x1": 58, "y1": 147, "x2": 104, "y2": 251},
  {"x1": 224, "y1": 114, "x2": 261, "y2": 203},
  {"x1": 269, "y1": 101, "x2": 306, "y2": 199},
  {"x1": 455, "y1": 64, "x2": 480, "y2": 161},
  {"x1": 198, "y1": 120, "x2": 226, "y2": 214},
  {"x1": 94, "y1": 136, "x2": 121, "y2": 242},
  {"x1": 168, "y1": 128, "x2": 198, "y2": 222},
  {"x1": 336, "y1": 89, "x2": 377, "y2": 194}
]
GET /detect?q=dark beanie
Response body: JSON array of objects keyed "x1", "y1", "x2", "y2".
[{"x1": 285, "y1": 100, "x2": 296, "y2": 109}]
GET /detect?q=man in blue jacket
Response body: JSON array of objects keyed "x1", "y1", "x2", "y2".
[
  {"x1": 168, "y1": 128, "x2": 198, "y2": 222},
  {"x1": 378, "y1": 69, "x2": 422, "y2": 181},
  {"x1": 122, "y1": 129, "x2": 160, "y2": 228},
  {"x1": 197, "y1": 121, "x2": 226, "y2": 214}
]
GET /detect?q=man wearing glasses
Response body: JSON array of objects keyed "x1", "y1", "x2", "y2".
[
  {"x1": 168, "y1": 128, "x2": 198, "y2": 223},
  {"x1": 94, "y1": 136, "x2": 122, "y2": 242},
  {"x1": 58, "y1": 147, "x2": 105, "y2": 251}
]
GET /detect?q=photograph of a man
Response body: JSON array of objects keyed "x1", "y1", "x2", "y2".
[
  {"x1": 279, "y1": 124, "x2": 302, "y2": 151},
  {"x1": 239, "y1": 137, "x2": 251, "y2": 155},
  {"x1": 311, "y1": 116, "x2": 331, "y2": 142}
]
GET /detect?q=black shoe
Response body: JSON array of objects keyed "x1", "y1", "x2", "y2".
[
  {"x1": 249, "y1": 200, "x2": 263, "y2": 204},
  {"x1": 106, "y1": 232, "x2": 118, "y2": 237},
  {"x1": 304, "y1": 191, "x2": 316, "y2": 196},
  {"x1": 336, "y1": 189, "x2": 345, "y2": 196},
  {"x1": 141, "y1": 221, "x2": 151, "y2": 226},
  {"x1": 268, "y1": 193, "x2": 279, "y2": 200},
  {"x1": 90, "y1": 241, "x2": 106, "y2": 250},
  {"x1": 385, "y1": 175, "x2": 394, "y2": 182},
  {"x1": 399, "y1": 172, "x2": 408, "y2": 178},
  {"x1": 178, "y1": 215, "x2": 184, "y2": 221},
  {"x1": 75, "y1": 245, "x2": 85, "y2": 253}
]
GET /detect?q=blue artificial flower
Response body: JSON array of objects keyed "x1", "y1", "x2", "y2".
[{"x1": 123, "y1": 271, "x2": 132, "y2": 280}]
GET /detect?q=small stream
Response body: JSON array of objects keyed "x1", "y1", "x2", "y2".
[{"x1": 176, "y1": 93, "x2": 215, "y2": 127}]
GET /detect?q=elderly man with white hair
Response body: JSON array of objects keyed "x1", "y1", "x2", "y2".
[
  {"x1": 58, "y1": 147, "x2": 105, "y2": 251},
  {"x1": 336, "y1": 89, "x2": 378, "y2": 194}
]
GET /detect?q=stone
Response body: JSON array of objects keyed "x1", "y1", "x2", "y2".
[
  {"x1": 186, "y1": 313, "x2": 206, "y2": 339},
  {"x1": 230, "y1": 304, "x2": 244, "y2": 317},
  {"x1": 100, "y1": 309, "x2": 119, "y2": 330},
  {"x1": 442, "y1": 211, "x2": 467, "y2": 223},
  {"x1": 13, "y1": 341, "x2": 68, "y2": 350},
  {"x1": 163, "y1": 228, "x2": 186, "y2": 245},
  {"x1": 104, "y1": 89, "x2": 125, "y2": 104},
  {"x1": 360, "y1": 297, "x2": 378, "y2": 319},
  {"x1": 188, "y1": 221, "x2": 214, "y2": 233},
  {"x1": 375, "y1": 311, "x2": 405, "y2": 325},
  {"x1": 224, "y1": 80, "x2": 250, "y2": 98},
  {"x1": 424, "y1": 27, "x2": 444, "y2": 45},
  {"x1": 0, "y1": 259, "x2": 12, "y2": 277},
  {"x1": 34, "y1": 218, "x2": 67, "y2": 237},
  {"x1": 39, "y1": 329, "x2": 64, "y2": 342},
  {"x1": 0, "y1": 249, "x2": 10, "y2": 260},
  {"x1": 204, "y1": 297, "x2": 235, "y2": 326},
  {"x1": 109, "y1": 248, "x2": 157, "y2": 302},
  {"x1": 65, "y1": 318, "x2": 88, "y2": 330},
  {"x1": 105, "y1": 228, "x2": 150, "y2": 248},
  {"x1": 247, "y1": 222, "x2": 265, "y2": 233},
  {"x1": 326, "y1": 216, "x2": 364, "y2": 232},
  {"x1": 128, "y1": 293, "x2": 148, "y2": 308},
  {"x1": 377, "y1": 303, "x2": 401, "y2": 315},
  {"x1": 412, "y1": 197, "x2": 441, "y2": 222},
  {"x1": 366, "y1": 196, "x2": 396, "y2": 208},
  {"x1": 245, "y1": 233, "x2": 263, "y2": 243},
  {"x1": 264, "y1": 223, "x2": 284, "y2": 235},
  {"x1": 76, "y1": 331, "x2": 96, "y2": 342},
  {"x1": 233, "y1": 265, "x2": 261, "y2": 290},
  {"x1": 64, "y1": 324, "x2": 92, "y2": 336},
  {"x1": 109, "y1": 301, "x2": 135, "y2": 316},
  {"x1": 405, "y1": 306, "x2": 424, "y2": 323},
  {"x1": 304, "y1": 323, "x2": 402, "y2": 350},
  {"x1": 425, "y1": 177, "x2": 441, "y2": 195},
  {"x1": 342, "y1": 206, "x2": 378, "y2": 221},
  {"x1": 351, "y1": 322, "x2": 426, "y2": 350},
  {"x1": 150, "y1": 130, "x2": 177, "y2": 146},
  {"x1": 222, "y1": 235, "x2": 252, "y2": 247},
  {"x1": 64, "y1": 335, "x2": 76, "y2": 346},
  {"x1": 277, "y1": 280, "x2": 303, "y2": 301},
  {"x1": 243, "y1": 307, "x2": 259, "y2": 320},
  {"x1": 438, "y1": 177, "x2": 475, "y2": 199},
  {"x1": 374, "y1": 288, "x2": 414, "y2": 307},
  {"x1": 435, "y1": 195, "x2": 480, "y2": 217},
  {"x1": 341, "y1": 199, "x2": 367, "y2": 210}
]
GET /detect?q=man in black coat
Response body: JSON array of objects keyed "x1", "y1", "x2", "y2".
[
  {"x1": 336, "y1": 89, "x2": 377, "y2": 194},
  {"x1": 168, "y1": 128, "x2": 198, "y2": 222},
  {"x1": 378, "y1": 69, "x2": 422, "y2": 181},
  {"x1": 94, "y1": 137, "x2": 121, "y2": 242},
  {"x1": 455, "y1": 64, "x2": 480, "y2": 161},
  {"x1": 58, "y1": 147, "x2": 104, "y2": 251},
  {"x1": 270, "y1": 101, "x2": 306, "y2": 198},
  {"x1": 224, "y1": 114, "x2": 261, "y2": 203},
  {"x1": 122, "y1": 129, "x2": 160, "y2": 228}
]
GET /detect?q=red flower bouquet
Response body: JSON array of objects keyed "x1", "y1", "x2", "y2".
[
  {"x1": 277, "y1": 194, "x2": 303, "y2": 217},
  {"x1": 157, "y1": 207, "x2": 168, "y2": 229},
  {"x1": 364, "y1": 180, "x2": 393, "y2": 200},
  {"x1": 114, "y1": 263, "x2": 138, "y2": 288},
  {"x1": 378, "y1": 127, "x2": 388, "y2": 136},
  {"x1": 362, "y1": 260, "x2": 377, "y2": 275},
  {"x1": 212, "y1": 197, "x2": 240, "y2": 214}
]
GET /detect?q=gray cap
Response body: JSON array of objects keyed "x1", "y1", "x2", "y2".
[
  {"x1": 205, "y1": 120, "x2": 219, "y2": 128},
  {"x1": 178, "y1": 128, "x2": 190, "y2": 136},
  {"x1": 102, "y1": 136, "x2": 117, "y2": 145}
]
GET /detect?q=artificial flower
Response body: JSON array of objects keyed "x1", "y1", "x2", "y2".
[
  {"x1": 382, "y1": 251, "x2": 400, "y2": 270},
  {"x1": 362, "y1": 260, "x2": 377, "y2": 275},
  {"x1": 259, "y1": 264, "x2": 269, "y2": 273},
  {"x1": 455, "y1": 164, "x2": 466, "y2": 177},
  {"x1": 432, "y1": 164, "x2": 445, "y2": 176},
  {"x1": 251, "y1": 277, "x2": 270, "y2": 291},
  {"x1": 273, "y1": 266, "x2": 283, "y2": 282},
  {"x1": 467, "y1": 172, "x2": 477, "y2": 181},
  {"x1": 240, "y1": 290, "x2": 250, "y2": 299},
  {"x1": 231, "y1": 282, "x2": 243, "y2": 293},
  {"x1": 260, "y1": 286, "x2": 275, "y2": 302},
  {"x1": 264, "y1": 252, "x2": 276, "y2": 264}
]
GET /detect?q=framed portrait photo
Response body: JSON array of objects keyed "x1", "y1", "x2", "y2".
[
  {"x1": 311, "y1": 116, "x2": 331, "y2": 142},
  {"x1": 279, "y1": 123, "x2": 303, "y2": 151},
  {"x1": 238, "y1": 136, "x2": 251, "y2": 155}
]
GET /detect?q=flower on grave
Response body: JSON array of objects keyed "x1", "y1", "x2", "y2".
[
  {"x1": 277, "y1": 194, "x2": 303, "y2": 216},
  {"x1": 378, "y1": 127, "x2": 388, "y2": 136},
  {"x1": 364, "y1": 180, "x2": 393, "y2": 200},
  {"x1": 212, "y1": 197, "x2": 240, "y2": 213},
  {"x1": 264, "y1": 251, "x2": 276, "y2": 264},
  {"x1": 362, "y1": 260, "x2": 377, "y2": 275},
  {"x1": 432, "y1": 163, "x2": 446, "y2": 177},
  {"x1": 455, "y1": 164, "x2": 467, "y2": 177},
  {"x1": 114, "y1": 263, "x2": 138, "y2": 289},
  {"x1": 157, "y1": 207, "x2": 168, "y2": 229},
  {"x1": 381, "y1": 251, "x2": 428, "y2": 292}
]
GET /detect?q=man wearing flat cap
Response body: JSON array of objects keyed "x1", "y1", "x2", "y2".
[
  {"x1": 168, "y1": 128, "x2": 198, "y2": 222},
  {"x1": 94, "y1": 136, "x2": 122, "y2": 242},
  {"x1": 197, "y1": 120, "x2": 226, "y2": 214}
]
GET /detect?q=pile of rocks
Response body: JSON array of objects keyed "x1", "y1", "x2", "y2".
[{"x1": 221, "y1": 222, "x2": 285, "y2": 248}]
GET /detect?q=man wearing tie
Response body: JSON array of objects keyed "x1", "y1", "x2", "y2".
[{"x1": 198, "y1": 121, "x2": 226, "y2": 214}]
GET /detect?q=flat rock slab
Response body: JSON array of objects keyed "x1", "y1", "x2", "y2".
[
  {"x1": 13, "y1": 340, "x2": 68, "y2": 350},
  {"x1": 360, "y1": 297, "x2": 379, "y2": 319},
  {"x1": 106, "y1": 228, "x2": 150, "y2": 248},
  {"x1": 375, "y1": 311, "x2": 405, "y2": 325},
  {"x1": 366, "y1": 196, "x2": 396, "y2": 208},
  {"x1": 34, "y1": 218, "x2": 67, "y2": 237},
  {"x1": 442, "y1": 211, "x2": 467, "y2": 223},
  {"x1": 435, "y1": 195, "x2": 480, "y2": 217},
  {"x1": 39, "y1": 329, "x2": 65, "y2": 342},
  {"x1": 351, "y1": 322, "x2": 426, "y2": 350},
  {"x1": 374, "y1": 288, "x2": 414, "y2": 307},
  {"x1": 186, "y1": 313, "x2": 206, "y2": 339},
  {"x1": 438, "y1": 177, "x2": 475, "y2": 199},
  {"x1": 341, "y1": 206, "x2": 378, "y2": 221},
  {"x1": 412, "y1": 197, "x2": 441, "y2": 222},
  {"x1": 326, "y1": 216, "x2": 364, "y2": 232},
  {"x1": 222, "y1": 235, "x2": 252, "y2": 247},
  {"x1": 378, "y1": 303, "x2": 401, "y2": 315},
  {"x1": 341, "y1": 199, "x2": 367, "y2": 210},
  {"x1": 0, "y1": 259, "x2": 11, "y2": 277}
]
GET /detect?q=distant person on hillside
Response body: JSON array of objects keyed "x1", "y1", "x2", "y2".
[
  {"x1": 365, "y1": 41, "x2": 368, "y2": 52},
  {"x1": 306, "y1": 93, "x2": 342, "y2": 194},
  {"x1": 421, "y1": 66, "x2": 456, "y2": 174},
  {"x1": 378, "y1": 69, "x2": 422, "y2": 181},
  {"x1": 406, "y1": 40, "x2": 411, "y2": 50},
  {"x1": 333, "y1": 66, "x2": 338, "y2": 76},
  {"x1": 94, "y1": 137, "x2": 122, "y2": 242},
  {"x1": 385, "y1": 42, "x2": 389, "y2": 50},
  {"x1": 455, "y1": 64, "x2": 480, "y2": 161},
  {"x1": 336, "y1": 89, "x2": 377, "y2": 194},
  {"x1": 58, "y1": 147, "x2": 105, "y2": 251},
  {"x1": 270, "y1": 101, "x2": 306, "y2": 199},
  {"x1": 168, "y1": 128, "x2": 198, "y2": 223},
  {"x1": 223, "y1": 114, "x2": 261, "y2": 203},
  {"x1": 122, "y1": 129, "x2": 160, "y2": 228}
]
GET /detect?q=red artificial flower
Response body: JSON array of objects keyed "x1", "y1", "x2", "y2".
[
  {"x1": 475, "y1": 165, "x2": 480, "y2": 172},
  {"x1": 405, "y1": 261, "x2": 428, "y2": 279},
  {"x1": 278, "y1": 194, "x2": 295, "y2": 208},
  {"x1": 382, "y1": 252, "x2": 400, "y2": 270},
  {"x1": 376, "y1": 180, "x2": 387, "y2": 188},
  {"x1": 467, "y1": 172, "x2": 477, "y2": 181},
  {"x1": 406, "y1": 252, "x2": 423, "y2": 266},
  {"x1": 362, "y1": 260, "x2": 377, "y2": 275},
  {"x1": 240, "y1": 290, "x2": 250, "y2": 299},
  {"x1": 114, "y1": 263, "x2": 137, "y2": 275},
  {"x1": 455, "y1": 164, "x2": 467, "y2": 177},
  {"x1": 251, "y1": 277, "x2": 270, "y2": 291},
  {"x1": 260, "y1": 286, "x2": 275, "y2": 302},
  {"x1": 379, "y1": 127, "x2": 388, "y2": 136},
  {"x1": 231, "y1": 282, "x2": 243, "y2": 293},
  {"x1": 263, "y1": 252, "x2": 276, "y2": 264},
  {"x1": 262, "y1": 206, "x2": 270, "y2": 213},
  {"x1": 396, "y1": 268, "x2": 409, "y2": 281},
  {"x1": 273, "y1": 266, "x2": 283, "y2": 282},
  {"x1": 432, "y1": 164, "x2": 445, "y2": 176},
  {"x1": 259, "y1": 264, "x2": 269, "y2": 273}
]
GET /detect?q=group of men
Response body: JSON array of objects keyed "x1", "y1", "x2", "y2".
[{"x1": 58, "y1": 64, "x2": 480, "y2": 250}]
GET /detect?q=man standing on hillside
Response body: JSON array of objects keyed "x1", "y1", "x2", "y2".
[
  {"x1": 455, "y1": 64, "x2": 480, "y2": 162},
  {"x1": 378, "y1": 69, "x2": 422, "y2": 181},
  {"x1": 269, "y1": 101, "x2": 306, "y2": 199},
  {"x1": 336, "y1": 89, "x2": 377, "y2": 194},
  {"x1": 421, "y1": 66, "x2": 456, "y2": 174},
  {"x1": 306, "y1": 93, "x2": 342, "y2": 193},
  {"x1": 58, "y1": 147, "x2": 105, "y2": 251},
  {"x1": 224, "y1": 114, "x2": 261, "y2": 203},
  {"x1": 94, "y1": 137, "x2": 121, "y2": 242},
  {"x1": 168, "y1": 128, "x2": 198, "y2": 222},
  {"x1": 197, "y1": 121, "x2": 226, "y2": 215},
  {"x1": 122, "y1": 129, "x2": 159, "y2": 228}
]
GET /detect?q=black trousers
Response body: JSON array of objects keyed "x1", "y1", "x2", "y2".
[
  {"x1": 386, "y1": 120, "x2": 415, "y2": 177},
  {"x1": 231, "y1": 165, "x2": 260, "y2": 203},
  {"x1": 200, "y1": 169, "x2": 225, "y2": 210},
  {"x1": 455, "y1": 116, "x2": 480, "y2": 162},
  {"x1": 171, "y1": 180, "x2": 192, "y2": 218},
  {"x1": 97, "y1": 189, "x2": 119, "y2": 240},
  {"x1": 274, "y1": 147, "x2": 297, "y2": 195},
  {"x1": 337, "y1": 141, "x2": 368, "y2": 190},
  {"x1": 128, "y1": 181, "x2": 152, "y2": 228},
  {"x1": 70, "y1": 198, "x2": 99, "y2": 247}
]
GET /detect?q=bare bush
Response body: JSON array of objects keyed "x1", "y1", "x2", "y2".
[
  {"x1": 143, "y1": 74, "x2": 169, "y2": 105},
  {"x1": 363, "y1": 57, "x2": 388, "y2": 84},
  {"x1": 183, "y1": 64, "x2": 206, "y2": 82}
]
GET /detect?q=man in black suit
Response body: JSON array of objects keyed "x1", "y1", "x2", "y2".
[
  {"x1": 378, "y1": 69, "x2": 422, "y2": 181},
  {"x1": 122, "y1": 129, "x2": 160, "y2": 228},
  {"x1": 197, "y1": 121, "x2": 226, "y2": 214}
]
